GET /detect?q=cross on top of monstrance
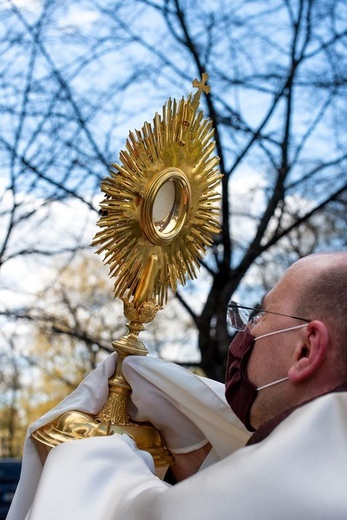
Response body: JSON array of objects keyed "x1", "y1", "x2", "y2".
[{"x1": 32, "y1": 73, "x2": 222, "y2": 469}]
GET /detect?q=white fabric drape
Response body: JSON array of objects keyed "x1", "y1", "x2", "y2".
[
  {"x1": 8, "y1": 354, "x2": 347, "y2": 519},
  {"x1": 8, "y1": 354, "x2": 250, "y2": 520}
]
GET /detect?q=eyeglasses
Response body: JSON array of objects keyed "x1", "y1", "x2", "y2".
[{"x1": 227, "y1": 300, "x2": 311, "y2": 331}]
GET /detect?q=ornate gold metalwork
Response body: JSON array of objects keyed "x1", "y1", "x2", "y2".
[
  {"x1": 92, "y1": 71, "x2": 221, "y2": 307},
  {"x1": 32, "y1": 73, "x2": 222, "y2": 469},
  {"x1": 33, "y1": 299, "x2": 171, "y2": 467}
]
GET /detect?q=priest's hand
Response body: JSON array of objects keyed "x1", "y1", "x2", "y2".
[
  {"x1": 123, "y1": 356, "x2": 208, "y2": 458},
  {"x1": 168, "y1": 442, "x2": 212, "y2": 481}
]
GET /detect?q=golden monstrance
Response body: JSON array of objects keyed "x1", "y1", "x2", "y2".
[{"x1": 32, "y1": 73, "x2": 222, "y2": 469}]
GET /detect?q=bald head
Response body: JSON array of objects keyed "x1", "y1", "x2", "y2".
[
  {"x1": 286, "y1": 252, "x2": 347, "y2": 368},
  {"x1": 291, "y1": 251, "x2": 347, "y2": 276}
]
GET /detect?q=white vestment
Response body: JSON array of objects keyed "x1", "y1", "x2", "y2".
[{"x1": 7, "y1": 354, "x2": 347, "y2": 520}]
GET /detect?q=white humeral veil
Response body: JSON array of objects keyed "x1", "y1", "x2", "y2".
[{"x1": 8, "y1": 353, "x2": 250, "y2": 520}]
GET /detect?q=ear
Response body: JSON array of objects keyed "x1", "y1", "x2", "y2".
[{"x1": 288, "y1": 321, "x2": 329, "y2": 383}]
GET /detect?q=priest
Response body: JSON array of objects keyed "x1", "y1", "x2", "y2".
[{"x1": 7, "y1": 252, "x2": 347, "y2": 519}]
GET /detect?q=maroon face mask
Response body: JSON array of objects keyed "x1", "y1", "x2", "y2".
[
  {"x1": 225, "y1": 324, "x2": 301, "y2": 430},
  {"x1": 225, "y1": 328, "x2": 258, "y2": 432}
]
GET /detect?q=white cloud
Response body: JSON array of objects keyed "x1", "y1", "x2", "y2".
[
  {"x1": 56, "y1": 5, "x2": 99, "y2": 32},
  {"x1": 1, "y1": 0, "x2": 42, "y2": 12},
  {"x1": 0, "y1": 194, "x2": 101, "y2": 309}
]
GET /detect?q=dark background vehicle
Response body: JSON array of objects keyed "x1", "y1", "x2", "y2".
[{"x1": 0, "y1": 459, "x2": 21, "y2": 519}]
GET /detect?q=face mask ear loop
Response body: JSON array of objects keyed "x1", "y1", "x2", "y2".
[
  {"x1": 255, "y1": 323, "x2": 307, "y2": 342},
  {"x1": 257, "y1": 376, "x2": 289, "y2": 391}
]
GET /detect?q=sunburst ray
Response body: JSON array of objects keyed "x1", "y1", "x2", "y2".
[{"x1": 92, "y1": 74, "x2": 222, "y2": 308}]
